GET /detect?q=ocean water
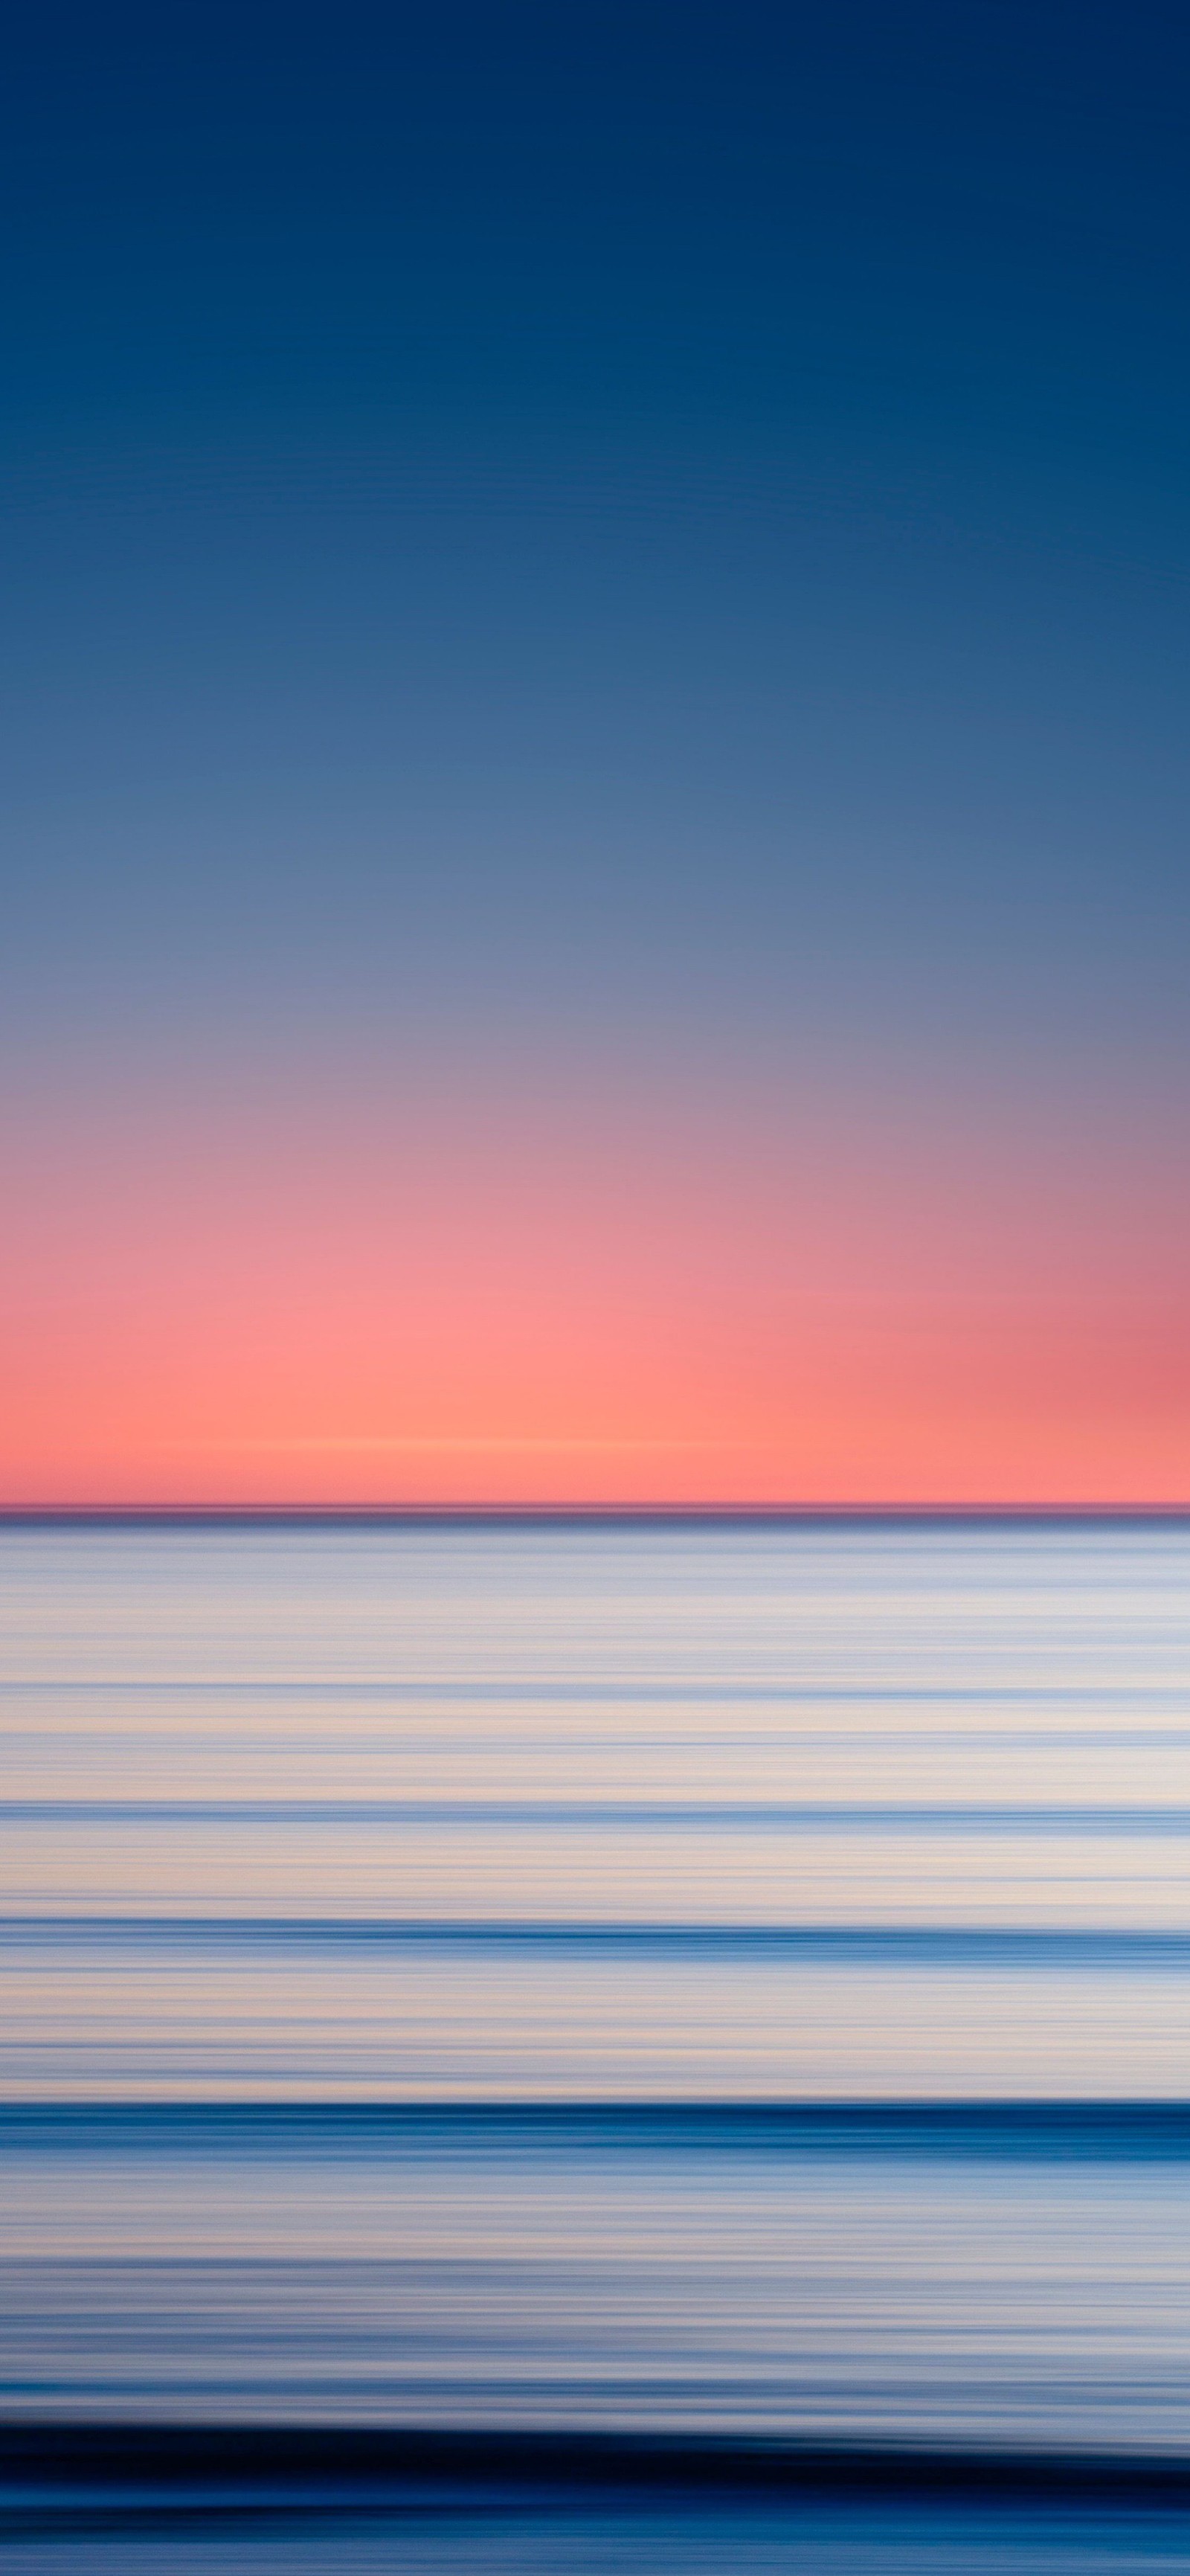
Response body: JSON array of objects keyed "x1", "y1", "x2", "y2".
[{"x1": 2, "y1": 1513, "x2": 1189, "y2": 2569}]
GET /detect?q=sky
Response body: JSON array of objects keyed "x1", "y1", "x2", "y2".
[{"x1": 2, "y1": 0, "x2": 1189, "y2": 1506}]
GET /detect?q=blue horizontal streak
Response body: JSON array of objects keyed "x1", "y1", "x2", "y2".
[
  {"x1": 6, "y1": 1918, "x2": 1190, "y2": 1965},
  {"x1": 5, "y1": 2099, "x2": 1190, "y2": 2159},
  {"x1": 1, "y1": 1800, "x2": 1189, "y2": 1832}
]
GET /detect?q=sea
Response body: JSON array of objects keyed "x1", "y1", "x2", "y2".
[{"x1": 2, "y1": 1512, "x2": 1189, "y2": 2570}]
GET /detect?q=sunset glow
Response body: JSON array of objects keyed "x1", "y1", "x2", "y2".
[{"x1": 4, "y1": 1061, "x2": 1185, "y2": 1506}]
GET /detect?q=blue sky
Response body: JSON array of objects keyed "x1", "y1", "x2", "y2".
[{"x1": 2, "y1": 1, "x2": 1189, "y2": 1500}]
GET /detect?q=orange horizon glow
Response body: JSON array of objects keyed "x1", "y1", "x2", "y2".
[{"x1": 4, "y1": 1067, "x2": 1187, "y2": 1512}]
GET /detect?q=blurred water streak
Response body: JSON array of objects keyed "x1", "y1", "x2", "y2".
[{"x1": 2, "y1": 1517, "x2": 1189, "y2": 2560}]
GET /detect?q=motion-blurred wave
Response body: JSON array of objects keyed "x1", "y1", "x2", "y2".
[{"x1": 2, "y1": 1516, "x2": 1189, "y2": 2566}]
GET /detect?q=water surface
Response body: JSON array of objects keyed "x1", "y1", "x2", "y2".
[{"x1": 3, "y1": 1516, "x2": 1189, "y2": 2560}]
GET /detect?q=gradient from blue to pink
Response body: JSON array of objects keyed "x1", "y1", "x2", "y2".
[{"x1": 2, "y1": 0, "x2": 1189, "y2": 1505}]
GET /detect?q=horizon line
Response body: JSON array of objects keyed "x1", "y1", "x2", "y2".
[{"x1": 1, "y1": 1503, "x2": 1188, "y2": 1526}]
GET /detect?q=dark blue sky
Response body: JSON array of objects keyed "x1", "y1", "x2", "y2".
[{"x1": 3, "y1": 0, "x2": 1189, "y2": 1113}]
